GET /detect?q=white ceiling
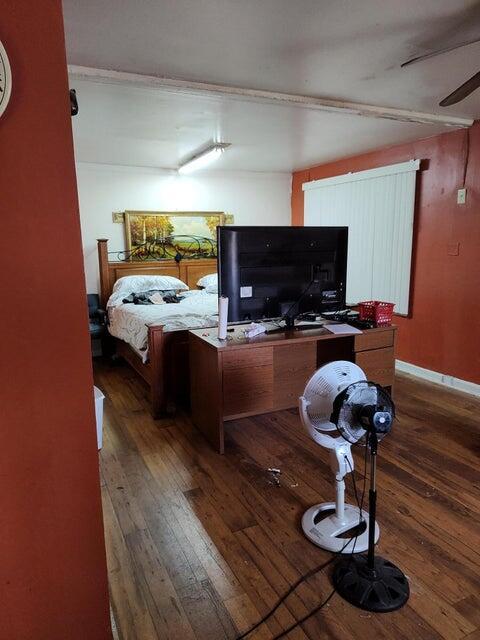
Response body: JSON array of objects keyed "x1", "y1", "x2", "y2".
[
  {"x1": 64, "y1": 0, "x2": 480, "y2": 172},
  {"x1": 71, "y1": 79, "x2": 452, "y2": 172}
]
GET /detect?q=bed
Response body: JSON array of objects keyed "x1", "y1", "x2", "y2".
[{"x1": 97, "y1": 238, "x2": 218, "y2": 416}]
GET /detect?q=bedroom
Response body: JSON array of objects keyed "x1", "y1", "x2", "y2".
[{"x1": 2, "y1": 2, "x2": 480, "y2": 640}]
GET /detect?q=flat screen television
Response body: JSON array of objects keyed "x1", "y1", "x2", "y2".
[{"x1": 217, "y1": 226, "x2": 348, "y2": 324}]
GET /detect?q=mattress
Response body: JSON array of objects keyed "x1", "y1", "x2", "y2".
[{"x1": 108, "y1": 290, "x2": 218, "y2": 361}]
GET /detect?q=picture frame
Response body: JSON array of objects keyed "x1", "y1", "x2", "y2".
[{"x1": 124, "y1": 210, "x2": 226, "y2": 260}]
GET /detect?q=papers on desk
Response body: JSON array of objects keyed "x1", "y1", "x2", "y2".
[{"x1": 325, "y1": 323, "x2": 362, "y2": 335}]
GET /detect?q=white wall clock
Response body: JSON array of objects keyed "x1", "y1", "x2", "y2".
[{"x1": 0, "y1": 40, "x2": 12, "y2": 118}]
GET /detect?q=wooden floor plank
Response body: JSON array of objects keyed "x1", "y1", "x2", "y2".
[
  {"x1": 125, "y1": 527, "x2": 198, "y2": 640},
  {"x1": 95, "y1": 361, "x2": 480, "y2": 640},
  {"x1": 101, "y1": 485, "x2": 159, "y2": 640}
]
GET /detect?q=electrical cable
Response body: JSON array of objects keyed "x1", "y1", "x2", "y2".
[
  {"x1": 462, "y1": 127, "x2": 470, "y2": 188},
  {"x1": 345, "y1": 455, "x2": 362, "y2": 521},
  {"x1": 359, "y1": 445, "x2": 369, "y2": 516},
  {"x1": 271, "y1": 452, "x2": 369, "y2": 640},
  {"x1": 235, "y1": 540, "x2": 350, "y2": 640},
  {"x1": 235, "y1": 451, "x2": 369, "y2": 639},
  {"x1": 269, "y1": 588, "x2": 338, "y2": 640},
  {"x1": 282, "y1": 277, "x2": 317, "y2": 324}
]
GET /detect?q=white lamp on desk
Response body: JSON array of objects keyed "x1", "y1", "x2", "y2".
[{"x1": 218, "y1": 296, "x2": 228, "y2": 340}]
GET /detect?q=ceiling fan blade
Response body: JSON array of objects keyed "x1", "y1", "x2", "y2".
[
  {"x1": 401, "y1": 36, "x2": 480, "y2": 68},
  {"x1": 439, "y1": 70, "x2": 480, "y2": 106}
]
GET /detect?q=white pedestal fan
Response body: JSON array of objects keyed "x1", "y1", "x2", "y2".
[{"x1": 299, "y1": 361, "x2": 378, "y2": 554}]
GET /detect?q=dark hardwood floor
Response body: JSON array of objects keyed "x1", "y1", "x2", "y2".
[{"x1": 94, "y1": 359, "x2": 480, "y2": 640}]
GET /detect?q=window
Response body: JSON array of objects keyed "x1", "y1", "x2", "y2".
[{"x1": 303, "y1": 160, "x2": 419, "y2": 315}]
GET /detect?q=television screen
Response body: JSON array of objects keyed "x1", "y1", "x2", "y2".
[{"x1": 217, "y1": 226, "x2": 348, "y2": 323}]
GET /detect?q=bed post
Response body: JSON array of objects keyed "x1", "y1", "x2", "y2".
[
  {"x1": 97, "y1": 239, "x2": 110, "y2": 309},
  {"x1": 148, "y1": 325, "x2": 167, "y2": 418}
]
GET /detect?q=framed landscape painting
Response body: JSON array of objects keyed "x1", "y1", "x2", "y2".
[{"x1": 124, "y1": 211, "x2": 225, "y2": 259}]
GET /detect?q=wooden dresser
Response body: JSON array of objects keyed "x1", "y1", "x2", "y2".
[{"x1": 189, "y1": 324, "x2": 396, "y2": 453}]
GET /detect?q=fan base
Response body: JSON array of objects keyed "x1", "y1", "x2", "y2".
[
  {"x1": 333, "y1": 554, "x2": 409, "y2": 612},
  {"x1": 302, "y1": 502, "x2": 379, "y2": 554}
]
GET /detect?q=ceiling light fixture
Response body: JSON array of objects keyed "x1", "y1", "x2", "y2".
[{"x1": 178, "y1": 142, "x2": 231, "y2": 174}]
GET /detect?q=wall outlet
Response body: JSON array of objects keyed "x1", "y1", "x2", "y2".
[{"x1": 457, "y1": 188, "x2": 467, "y2": 204}]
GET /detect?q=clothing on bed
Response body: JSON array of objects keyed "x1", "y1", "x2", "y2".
[
  {"x1": 121, "y1": 290, "x2": 184, "y2": 305},
  {"x1": 108, "y1": 274, "x2": 189, "y2": 307}
]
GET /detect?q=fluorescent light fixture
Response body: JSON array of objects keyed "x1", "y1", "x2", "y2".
[{"x1": 178, "y1": 143, "x2": 231, "y2": 174}]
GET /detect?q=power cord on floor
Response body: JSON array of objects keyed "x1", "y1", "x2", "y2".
[
  {"x1": 236, "y1": 450, "x2": 369, "y2": 639},
  {"x1": 270, "y1": 587, "x2": 338, "y2": 640},
  {"x1": 235, "y1": 541, "x2": 350, "y2": 640}
]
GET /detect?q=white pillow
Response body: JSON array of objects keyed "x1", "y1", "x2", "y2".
[
  {"x1": 205, "y1": 282, "x2": 219, "y2": 294},
  {"x1": 108, "y1": 274, "x2": 189, "y2": 307},
  {"x1": 197, "y1": 273, "x2": 217, "y2": 288}
]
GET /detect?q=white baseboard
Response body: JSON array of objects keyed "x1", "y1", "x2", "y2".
[{"x1": 395, "y1": 360, "x2": 480, "y2": 397}]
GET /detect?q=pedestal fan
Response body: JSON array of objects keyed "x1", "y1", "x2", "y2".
[
  {"x1": 299, "y1": 361, "x2": 376, "y2": 553},
  {"x1": 299, "y1": 361, "x2": 409, "y2": 612}
]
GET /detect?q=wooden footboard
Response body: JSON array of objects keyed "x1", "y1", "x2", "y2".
[
  {"x1": 114, "y1": 326, "x2": 191, "y2": 418},
  {"x1": 114, "y1": 326, "x2": 169, "y2": 418},
  {"x1": 148, "y1": 325, "x2": 166, "y2": 418}
]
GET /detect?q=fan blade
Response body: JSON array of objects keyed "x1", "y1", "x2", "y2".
[
  {"x1": 401, "y1": 36, "x2": 480, "y2": 68},
  {"x1": 439, "y1": 70, "x2": 480, "y2": 106}
]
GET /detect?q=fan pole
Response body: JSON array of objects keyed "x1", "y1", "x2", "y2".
[
  {"x1": 367, "y1": 429, "x2": 378, "y2": 570},
  {"x1": 332, "y1": 426, "x2": 410, "y2": 612}
]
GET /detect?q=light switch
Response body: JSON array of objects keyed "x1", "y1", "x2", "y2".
[{"x1": 457, "y1": 188, "x2": 467, "y2": 204}]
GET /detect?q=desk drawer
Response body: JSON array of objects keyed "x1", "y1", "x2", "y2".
[
  {"x1": 273, "y1": 342, "x2": 317, "y2": 410},
  {"x1": 355, "y1": 347, "x2": 395, "y2": 387},
  {"x1": 222, "y1": 347, "x2": 273, "y2": 370},
  {"x1": 354, "y1": 330, "x2": 394, "y2": 353},
  {"x1": 223, "y1": 365, "x2": 273, "y2": 416}
]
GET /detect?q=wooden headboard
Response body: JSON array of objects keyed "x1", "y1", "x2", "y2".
[{"x1": 97, "y1": 239, "x2": 217, "y2": 307}]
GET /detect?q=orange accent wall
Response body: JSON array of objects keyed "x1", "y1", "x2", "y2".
[
  {"x1": 0, "y1": 3, "x2": 112, "y2": 639},
  {"x1": 291, "y1": 125, "x2": 480, "y2": 385}
]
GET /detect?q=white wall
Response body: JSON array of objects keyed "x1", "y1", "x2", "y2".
[{"x1": 76, "y1": 162, "x2": 292, "y2": 293}]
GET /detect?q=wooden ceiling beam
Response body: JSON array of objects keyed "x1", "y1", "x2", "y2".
[{"x1": 68, "y1": 65, "x2": 473, "y2": 129}]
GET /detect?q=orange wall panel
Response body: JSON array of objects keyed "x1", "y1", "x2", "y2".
[
  {"x1": 291, "y1": 126, "x2": 480, "y2": 384},
  {"x1": 0, "y1": 2, "x2": 112, "y2": 639}
]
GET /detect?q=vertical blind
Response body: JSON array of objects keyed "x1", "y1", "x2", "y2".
[{"x1": 303, "y1": 160, "x2": 419, "y2": 315}]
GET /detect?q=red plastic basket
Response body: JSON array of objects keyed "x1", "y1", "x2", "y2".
[{"x1": 358, "y1": 301, "x2": 395, "y2": 326}]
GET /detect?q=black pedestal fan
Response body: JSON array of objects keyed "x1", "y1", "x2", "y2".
[{"x1": 299, "y1": 362, "x2": 410, "y2": 612}]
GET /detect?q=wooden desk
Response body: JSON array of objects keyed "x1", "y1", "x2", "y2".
[{"x1": 189, "y1": 324, "x2": 396, "y2": 453}]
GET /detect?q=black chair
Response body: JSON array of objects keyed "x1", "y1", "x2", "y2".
[{"x1": 87, "y1": 294, "x2": 107, "y2": 356}]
